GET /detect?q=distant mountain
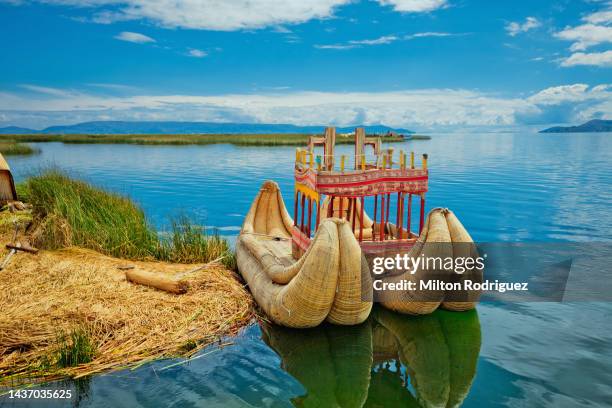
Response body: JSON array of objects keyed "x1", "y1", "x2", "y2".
[
  {"x1": 539, "y1": 119, "x2": 612, "y2": 133},
  {"x1": 0, "y1": 121, "x2": 413, "y2": 135},
  {"x1": 0, "y1": 126, "x2": 38, "y2": 134}
]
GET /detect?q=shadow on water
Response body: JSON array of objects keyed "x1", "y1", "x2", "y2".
[{"x1": 261, "y1": 306, "x2": 481, "y2": 408}]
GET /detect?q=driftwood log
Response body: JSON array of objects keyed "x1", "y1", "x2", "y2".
[{"x1": 125, "y1": 269, "x2": 189, "y2": 294}]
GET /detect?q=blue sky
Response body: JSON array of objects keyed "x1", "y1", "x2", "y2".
[{"x1": 0, "y1": 0, "x2": 610, "y2": 131}]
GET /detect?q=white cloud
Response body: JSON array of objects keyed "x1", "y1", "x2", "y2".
[
  {"x1": 404, "y1": 31, "x2": 454, "y2": 39},
  {"x1": 582, "y1": 9, "x2": 612, "y2": 25},
  {"x1": 506, "y1": 17, "x2": 541, "y2": 36},
  {"x1": 2, "y1": 83, "x2": 610, "y2": 129},
  {"x1": 33, "y1": 0, "x2": 352, "y2": 31},
  {"x1": 351, "y1": 35, "x2": 398, "y2": 45},
  {"x1": 14, "y1": 0, "x2": 449, "y2": 30},
  {"x1": 187, "y1": 49, "x2": 207, "y2": 58},
  {"x1": 316, "y1": 32, "x2": 460, "y2": 49},
  {"x1": 86, "y1": 83, "x2": 138, "y2": 91},
  {"x1": 19, "y1": 84, "x2": 77, "y2": 97},
  {"x1": 377, "y1": 0, "x2": 447, "y2": 13},
  {"x1": 315, "y1": 44, "x2": 358, "y2": 50},
  {"x1": 554, "y1": 4, "x2": 612, "y2": 68},
  {"x1": 555, "y1": 24, "x2": 612, "y2": 51},
  {"x1": 560, "y1": 50, "x2": 612, "y2": 67},
  {"x1": 114, "y1": 31, "x2": 155, "y2": 43},
  {"x1": 519, "y1": 83, "x2": 611, "y2": 125},
  {"x1": 316, "y1": 35, "x2": 398, "y2": 49}
]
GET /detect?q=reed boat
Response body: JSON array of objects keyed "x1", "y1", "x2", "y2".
[
  {"x1": 0, "y1": 153, "x2": 17, "y2": 204},
  {"x1": 237, "y1": 128, "x2": 482, "y2": 328}
]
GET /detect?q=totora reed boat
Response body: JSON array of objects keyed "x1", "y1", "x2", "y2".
[{"x1": 237, "y1": 128, "x2": 483, "y2": 328}]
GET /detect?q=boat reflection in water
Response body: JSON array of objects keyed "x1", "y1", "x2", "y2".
[{"x1": 261, "y1": 306, "x2": 481, "y2": 407}]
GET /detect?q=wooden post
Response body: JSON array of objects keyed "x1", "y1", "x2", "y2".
[
  {"x1": 300, "y1": 192, "x2": 306, "y2": 233},
  {"x1": 316, "y1": 155, "x2": 322, "y2": 171},
  {"x1": 294, "y1": 191, "x2": 299, "y2": 227},
  {"x1": 316, "y1": 199, "x2": 321, "y2": 230},
  {"x1": 354, "y1": 127, "x2": 365, "y2": 169},
  {"x1": 341, "y1": 155, "x2": 346, "y2": 172},
  {"x1": 382, "y1": 155, "x2": 386, "y2": 170},
  {"x1": 385, "y1": 193, "x2": 391, "y2": 237},
  {"x1": 359, "y1": 197, "x2": 365, "y2": 242},
  {"x1": 396, "y1": 192, "x2": 401, "y2": 238},
  {"x1": 410, "y1": 151, "x2": 415, "y2": 169},
  {"x1": 339, "y1": 197, "x2": 344, "y2": 219},
  {"x1": 397, "y1": 192, "x2": 404, "y2": 240},
  {"x1": 386, "y1": 193, "x2": 391, "y2": 223},
  {"x1": 373, "y1": 195, "x2": 378, "y2": 241},
  {"x1": 346, "y1": 197, "x2": 352, "y2": 222},
  {"x1": 407, "y1": 193, "x2": 412, "y2": 233},
  {"x1": 422, "y1": 153, "x2": 428, "y2": 170},
  {"x1": 324, "y1": 127, "x2": 336, "y2": 170},
  {"x1": 328, "y1": 196, "x2": 334, "y2": 217},
  {"x1": 351, "y1": 198, "x2": 357, "y2": 233},
  {"x1": 380, "y1": 194, "x2": 386, "y2": 241},
  {"x1": 307, "y1": 197, "x2": 313, "y2": 237},
  {"x1": 309, "y1": 152, "x2": 314, "y2": 168},
  {"x1": 419, "y1": 193, "x2": 425, "y2": 234},
  {"x1": 361, "y1": 156, "x2": 366, "y2": 170}
]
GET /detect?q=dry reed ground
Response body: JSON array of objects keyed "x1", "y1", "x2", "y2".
[{"x1": 0, "y1": 234, "x2": 254, "y2": 385}]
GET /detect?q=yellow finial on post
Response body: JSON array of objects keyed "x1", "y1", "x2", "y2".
[
  {"x1": 400, "y1": 150, "x2": 405, "y2": 169},
  {"x1": 422, "y1": 153, "x2": 428, "y2": 170},
  {"x1": 361, "y1": 155, "x2": 366, "y2": 170},
  {"x1": 410, "y1": 151, "x2": 415, "y2": 169},
  {"x1": 341, "y1": 155, "x2": 346, "y2": 172}
]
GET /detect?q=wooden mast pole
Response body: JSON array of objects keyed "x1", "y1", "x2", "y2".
[
  {"x1": 380, "y1": 194, "x2": 386, "y2": 241},
  {"x1": 359, "y1": 197, "x2": 364, "y2": 242}
]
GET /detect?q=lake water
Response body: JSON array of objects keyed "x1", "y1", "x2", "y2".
[{"x1": 3, "y1": 132, "x2": 612, "y2": 407}]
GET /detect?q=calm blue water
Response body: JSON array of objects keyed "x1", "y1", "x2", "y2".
[{"x1": 2, "y1": 133, "x2": 612, "y2": 407}]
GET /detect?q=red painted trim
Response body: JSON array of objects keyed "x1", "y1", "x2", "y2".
[{"x1": 317, "y1": 175, "x2": 427, "y2": 189}]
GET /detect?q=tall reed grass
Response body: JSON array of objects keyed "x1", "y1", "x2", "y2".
[
  {"x1": 20, "y1": 170, "x2": 235, "y2": 268},
  {"x1": 0, "y1": 142, "x2": 39, "y2": 155}
]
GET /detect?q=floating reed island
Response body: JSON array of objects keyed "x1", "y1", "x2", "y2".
[
  {"x1": 0, "y1": 159, "x2": 253, "y2": 385},
  {"x1": 237, "y1": 127, "x2": 482, "y2": 328}
]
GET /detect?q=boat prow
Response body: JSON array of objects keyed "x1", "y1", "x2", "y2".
[{"x1": 237, "y1": 181, "x2": 372, "y2": 328}]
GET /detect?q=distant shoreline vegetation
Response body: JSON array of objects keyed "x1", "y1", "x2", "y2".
[{"x1": 0, "y1": 133, "x2": 421, "y2": 146}]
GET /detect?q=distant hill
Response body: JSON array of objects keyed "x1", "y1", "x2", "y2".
[
  {"x1": 0, "y1": 121, "x2": 413, "y2": 135},
  {"x1": 540, "y1": 119, "x2": 612, "y2": 133},
  {"x1": 0, "y1": 126, "x2": 38, "y2": 134}
]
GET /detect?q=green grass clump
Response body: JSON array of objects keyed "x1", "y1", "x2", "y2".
[
  {"x1": 156, "y1": 215, "x2": 236, "y2": 269},
  {"x1": 20, "y1": 170, "x2": 236, "y2": 268},
  {"x1": 0, "y1": 142, "x2": 39, "y2": 155},
  {"x1": 24, "y1": 170, "x2": 159, "y2": 259},
  {"x1": 54, "y1": 327, "x2": 96, "y2": 368}
]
